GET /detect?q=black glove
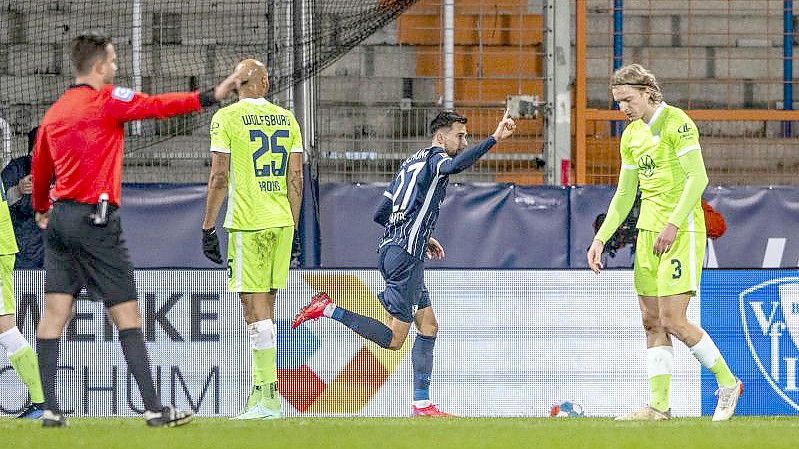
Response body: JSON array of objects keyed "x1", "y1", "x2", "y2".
[
  {"x1": 198, "y1": 88, "x2": 219, "y2": 107},
  {"x1": 202, "y1": 228, "x2": 223, "y2": 264}
]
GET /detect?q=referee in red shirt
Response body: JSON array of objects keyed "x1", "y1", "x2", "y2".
[{"x1": 30, "y1": 31, "x2": 243, "y2": 428}]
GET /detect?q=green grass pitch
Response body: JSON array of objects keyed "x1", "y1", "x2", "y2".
[{"x1": 2, "y1": 417, "x2": 799, "y2": 449}]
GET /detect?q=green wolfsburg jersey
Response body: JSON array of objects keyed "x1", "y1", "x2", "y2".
[
  {"x1": 210, "y1": 98, "x2": 303, "y2": 230},
  {"x1": 0, "y1": 182, "x2": 19, "y2": 255},
  {"x1": 620, "y1": 103, "x2": 706, "y2": 233}
]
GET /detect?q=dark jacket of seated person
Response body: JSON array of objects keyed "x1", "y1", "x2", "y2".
[{"x1": 0, "y1": 127, "x2": 43, "y2": 269}]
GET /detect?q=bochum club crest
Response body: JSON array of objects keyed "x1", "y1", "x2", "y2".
[{"x1": 740, "y1": 277, "x2": 799, "y2": 410}]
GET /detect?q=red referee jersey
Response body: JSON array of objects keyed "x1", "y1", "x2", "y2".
[{"x1": 31, "y1": 84, "x2": 202, "y2": 212}]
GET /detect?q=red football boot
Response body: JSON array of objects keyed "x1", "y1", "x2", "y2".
[
  {"x1": 411, "y1": 403, "x2": 454, "y2": 417},
  {"x1": 291, "y1": 292, "x2": 333, "y2": 329}
]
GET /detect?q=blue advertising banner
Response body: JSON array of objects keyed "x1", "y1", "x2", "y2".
[
  {"x1": 701, "y1": 269, "x2": 799, "y2": 415},
  {"x1": 120, "y1": 184, "x2": 225, "y2": 269},
  {"x1": 431, "y1": 184, "x2": 570, "y2": 268},
  {"x1": 568, "y1": 185, "x2": 635, "y2": 269},
  {"x1": 318, "y1": 183, "x2": 386, "y2": 268},
  {"x1": 703, "y1": 187, "x2": 799, "y2": 269},
  {"x1": 109, "y1": 184, "x2": 799, "y2": 269},
  {"x1": 318, "y1": 183, "x2": 571, "y2": 268}
]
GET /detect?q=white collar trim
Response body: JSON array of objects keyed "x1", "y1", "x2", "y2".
[
  {"x1": 240, "y1": 97, "x2": 269, "y2": 105},
  {"x1": 646, "y1": 102, "x2": 667, "y2": 127}
]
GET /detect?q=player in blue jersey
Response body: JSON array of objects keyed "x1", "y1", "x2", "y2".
[{"x1": 292, "y1": 110, "x2": 516, "y2": 416}]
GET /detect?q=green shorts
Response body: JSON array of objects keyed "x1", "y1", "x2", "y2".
[
  {"x1": 0, "y1": 254, "x2": 15, "y2": 316},
  {"x1": 227, "y1": 226, "x2": 293, "y2": 293},
  {"x1": 634, "y1": 229, "x2": 705, "y2": 297}
]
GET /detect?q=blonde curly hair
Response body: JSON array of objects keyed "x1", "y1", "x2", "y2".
[{"x1": 610, "y1": 64, "x2": 663, "y2": 104}]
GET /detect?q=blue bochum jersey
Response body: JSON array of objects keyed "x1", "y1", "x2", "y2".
[{"x1": 374, "y1": 136, "x2": 497, "y2": 260}]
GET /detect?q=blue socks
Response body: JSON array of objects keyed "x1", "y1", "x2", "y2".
[
  {"x1": 331, "y1": 307, "x2": 393, "y2": 349},
  {"x1": 412, "y1": 334, "x2": 436, "y2": 401}
]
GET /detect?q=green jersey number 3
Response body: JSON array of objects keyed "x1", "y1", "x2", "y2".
[{"x1": 251, "y1": 129, "x2": 289, "y2": 177}]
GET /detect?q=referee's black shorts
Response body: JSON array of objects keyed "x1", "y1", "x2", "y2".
[{"x1": 44, "y1": 200, "x2": 137, "y2": 307}]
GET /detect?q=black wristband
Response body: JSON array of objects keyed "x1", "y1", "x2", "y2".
[
  {"x1": 202, "y1": 227, "x2": 215, "y2": 235},
  {"x1": 199, "y1": 88, "x2": 218, "y2": 107}
]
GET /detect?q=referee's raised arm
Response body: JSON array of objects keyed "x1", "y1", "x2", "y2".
[
  {"x1": 29, "y1": 29, "x2": 242, "y2": 429},
  {"x1": 31, "y1": 30, "x2": 244, "y2": 218},
  {"x1": 105, "y1": 68, "x2": 245, "y2": 123}
]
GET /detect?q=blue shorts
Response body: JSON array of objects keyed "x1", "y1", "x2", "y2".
[{"x1": 377, "y1": 244, "x2": 431, "y2": 323}]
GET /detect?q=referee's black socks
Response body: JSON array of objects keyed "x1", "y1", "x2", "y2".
[
  {"x1": 36, "y1": 338, "x2": 61, "y2": 412},
  {"x1": 119, "y1": 328, "x2": 162, "y2": 412}
]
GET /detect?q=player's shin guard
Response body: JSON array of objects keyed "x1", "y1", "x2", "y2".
[
  {"x1": 1, "y1": 328, "x2": 44, "y2": 403},
  {"x1": 690, "y1": 332, "x2": 737, "y2": 388},
  {"x1": 412, "y1": 334, "x2": 435, "y2": 405},
  {"x1": 36, "y1": 338, "x2": 60, "y2": 412},
  {"x1": 332, "y1": 307, "x2": 393, "y2": 349},
  {"x1": 646, "y1": 346, "x2": 673, "y2": 413},
  {"x1": 119, "y1": 328, "x2": 162, "y2": 412},
  {"x1": 249, "y1": 320, "x2": 277, "y2": 387}
]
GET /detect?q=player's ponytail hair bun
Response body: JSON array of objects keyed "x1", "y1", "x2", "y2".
[{"x1": 610, "y1": 63, "x2": 663, "y2": 105}]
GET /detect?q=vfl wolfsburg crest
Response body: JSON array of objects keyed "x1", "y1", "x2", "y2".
[
  {"x1": 740, "y1": 277, "x2": 799, "y2": 410},
  {"x1": 639, "y1": 154, "x2": 656, "y2": 177}
]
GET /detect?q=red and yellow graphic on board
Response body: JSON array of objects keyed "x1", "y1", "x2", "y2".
[{"x1": 278, "y1": 274, "x2": 411, "y2": 413}]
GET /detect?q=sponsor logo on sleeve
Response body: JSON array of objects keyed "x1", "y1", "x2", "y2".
[
  {"x1": 111, "y1": 86, "x2": 134, "y2": 102},
  {"x1": 677, "y1": 122, "x2": 693, "y2": 139}
]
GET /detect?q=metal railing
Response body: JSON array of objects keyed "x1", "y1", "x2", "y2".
[
  {"x1": 582, "y1": 109, "x2": 799, "y2": 185},
  {"x1": 576, "y1": 0, "x2": 799, "y2": 185},
  {"x1": 315, "y1": 104, "x2": 543, "y2": 183}
]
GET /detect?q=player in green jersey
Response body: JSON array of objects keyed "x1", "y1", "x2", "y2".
[
  {"x1": 201, "y1": 59, "x2": 303, "y2": 419},
  {"x1": 0, "y1": 181, "x2": 45, "y2": 418},
  {"x1": 587, "y1": 64, "x2": 742, "y2": 422}
]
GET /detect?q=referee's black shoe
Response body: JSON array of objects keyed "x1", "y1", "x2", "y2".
[
  {"x1": 42, "y1": 410, "x2": 67, "y2": 427},
  {"x1": 144, "y1": 405, "x2": 194, "y2": 427}
]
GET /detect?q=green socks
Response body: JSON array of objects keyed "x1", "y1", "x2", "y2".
[
  {"x1": 251, "y1": 349, "x2": 279, "y2": 410},
  {"x1": 709, "y1": 358, "x2": 737, "y2": 389},
  {"x1": 248, "y1": 320, "x2": 279, "y2": 411},
  {"x1": 251, "y1": 347, "x2": 277, "y2": 386},
  {"x1": 9, "y1": 346, "x2": 44, "y2": 404},
  {"x1": 649, "y1": 374, "x2": 671, "y2": 412},
  {"x1": 647, "y1": 346, "x2": 674, "y2": 413},
  {"x1": 689, "y1": 333, "x2": 737, "y2": 388}
]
